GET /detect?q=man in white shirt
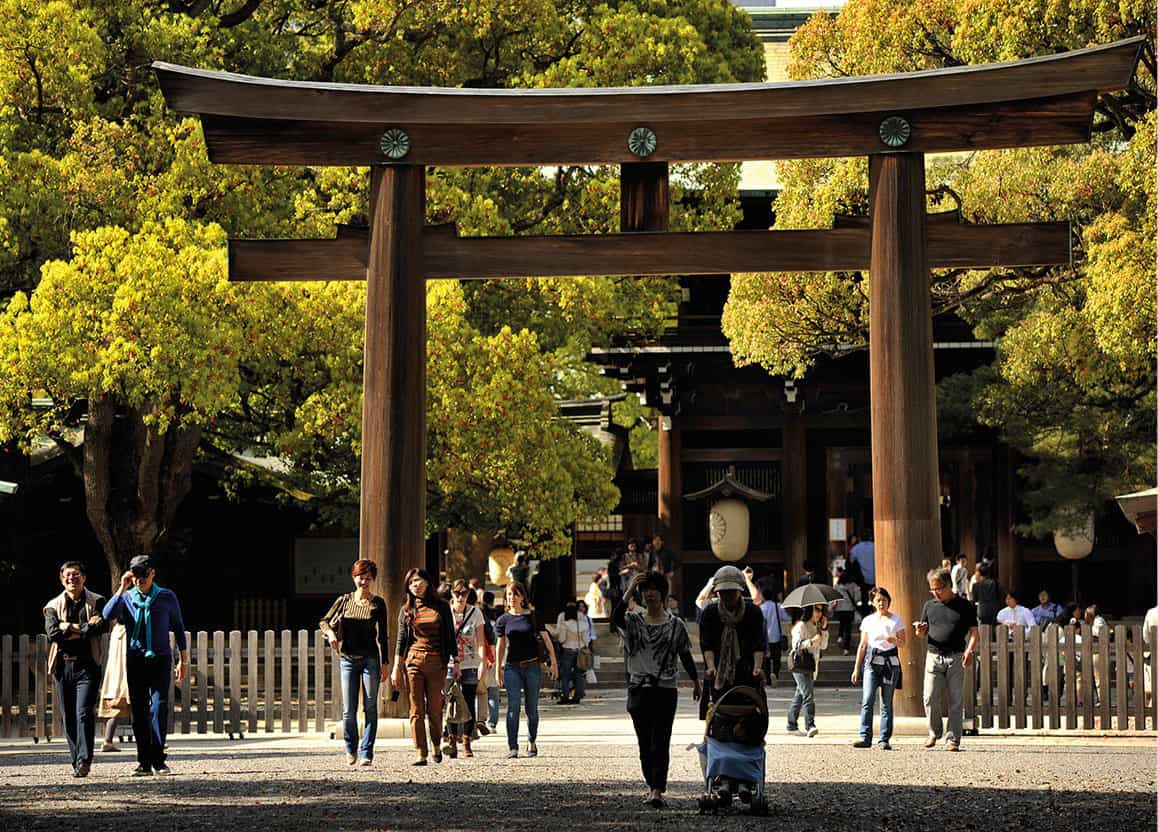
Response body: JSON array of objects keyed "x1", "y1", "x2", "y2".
[
  {"x1": 1143, "y1": 605, "x2": 1158, "y2": 707},
  {"x1": 950, "y1": 555, "x2": 969, "y2": 598},
  {"x1": 996, "y1": 590, "x2": 1036, "y2": 635}
]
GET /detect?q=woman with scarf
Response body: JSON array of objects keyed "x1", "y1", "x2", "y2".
[
  {"x1": 391, "y1": 568, "x2": 456, "y2": 765},
  {"x1": 787, "y1": 604, "x2": 828, "y2": 737},
  {"x1": 698, "y1": 565, "x2": 767, "y2": 715},
  {"x1": 614, "y1": 571, "x2": 701, "y2": 808},
  {"x1": 851, "y1": 586, "x2": 906, "y2": 749}
]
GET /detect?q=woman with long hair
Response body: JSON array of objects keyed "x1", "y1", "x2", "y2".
[
  {"x1": 391, "y1": 568, "x2": 456, "y2": 765},
  {"x1": 447, "y1": 580, "x2": 488, "y2": 758},
  {"x1": 319, "y1": 559, "x2": 391, "y2": 766},
  {"x1": 851, "y1": 586, "x2": 906, "y2": 750},
  {"x1": 787, "y1": 604, "x2": 828, "y2": 737},
  {"x1": 495, "y1": 580, "x2": 557, "y2": 758}
]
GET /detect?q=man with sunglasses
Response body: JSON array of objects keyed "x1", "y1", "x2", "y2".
[
  {"x1": 102, "y1": 555, "x2": 188, "y2": 775},
  {"x1": 913, "y1": 567, "x2": 977, "y2": 751}
]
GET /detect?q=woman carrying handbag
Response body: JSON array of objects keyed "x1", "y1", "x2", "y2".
[{"x1": 445, "y1": 580, "x2": 488, "y2": 758}]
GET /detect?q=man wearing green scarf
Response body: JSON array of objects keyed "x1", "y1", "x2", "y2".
[{"x1": 102, "y1": 555, "x2": 188, "y2": 776}]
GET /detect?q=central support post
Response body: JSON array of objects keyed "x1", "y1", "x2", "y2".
[
  {"x1": 361, "y1": 165, "x2": 426, "y2": 701},
  {"x1": 868, "y1": 153, "x2": 943, "y2": 718}
]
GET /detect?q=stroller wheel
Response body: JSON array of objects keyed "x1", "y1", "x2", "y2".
[
  {"x1": 750, "y1": 796, "x2": 769, "y2": 816},
  {"x1": 715, "y1": 788, "x2": 733, "y2": 808}
]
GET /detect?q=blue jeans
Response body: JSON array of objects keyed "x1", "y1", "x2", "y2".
[
  {"x1": 859, "y1": 660, "x2": 896, "y2": 743},
  {"x1": 339, "y1": 655, "x2": 380, "y2": 760},
  {"x1": 786, "y1": 671, "x2": 815, "y2": 730},
  {"x1": 559, "y1": 649, "x2": 585, "y2": 702},
  {"x1": 487, "y1": 685, "x2": 500, "y2": 727},
  {"x1": 503, "y1": 662, "x2": 541, "y2": 750},
  {"x1": 126, "y1": 653, "x2": 171, "y2": 769}
]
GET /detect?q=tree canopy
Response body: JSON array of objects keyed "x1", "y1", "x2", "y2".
[
  {"x1": 721, "y1": 0, "x2": 1156, "y2": 536},
  {"x1": 0, "y1": 0, "x2": 764, "y2": 568}
]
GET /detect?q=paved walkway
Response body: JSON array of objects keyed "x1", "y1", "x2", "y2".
[{"x1": 2, "y1": 689, "x2": 1154, "y2": 831}]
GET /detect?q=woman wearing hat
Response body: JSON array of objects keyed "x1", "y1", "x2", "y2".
[{"x1": 698, "y1": 565, "x2": 767, "y2": 709}]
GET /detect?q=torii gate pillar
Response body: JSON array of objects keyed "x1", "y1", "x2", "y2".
[
  {"x1": 868, "y1": 152, "x2": 943, "y2": 718},
  {"x1": 361, "y1": 165, "x2": 426, "y2": 704}
]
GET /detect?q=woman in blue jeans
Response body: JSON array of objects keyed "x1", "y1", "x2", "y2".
[
  {"x1": 319, "y1": 559, "x2": 391, "y2": 766},
  {"x1": 495, "y1": 581, "x2": 557, "y2": 758},
  {"x1": 851, "y1": 586, "x2": 906, "y2": 750},
  {"x1": 787, "y1": 604, "x2": 828, "y2": 737}
]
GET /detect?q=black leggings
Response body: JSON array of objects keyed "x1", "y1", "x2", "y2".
[
  {"x1": 449, "y1": 681, "x2": 478, "y2": 737},
  {"x1": 627, "y1": 686, "x2": 678, "y2": 793}
]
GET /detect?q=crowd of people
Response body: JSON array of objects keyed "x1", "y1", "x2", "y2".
[{"x1": 41, "y1": 543, "x2": 1155, "y2": 803}]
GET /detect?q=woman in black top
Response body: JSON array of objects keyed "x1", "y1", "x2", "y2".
[
  {"x1": 319, "y1": 559, "x2": 390, "y2": 767},
  {"x1": 495, "y1": 581, "x2": 557, "y2": 758}
]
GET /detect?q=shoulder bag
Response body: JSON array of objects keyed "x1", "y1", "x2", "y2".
[{"x1": 576, "y1": 619, "x2": 594, "y2": 671}]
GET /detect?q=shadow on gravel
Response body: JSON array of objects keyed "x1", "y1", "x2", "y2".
[{"x1": 1, "y1": 777, "x2": 1153, "y2": 832}]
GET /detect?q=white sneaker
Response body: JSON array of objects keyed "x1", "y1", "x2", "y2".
[{"x1": 806, "y1": 727, "x2": 819, "y2": 738}]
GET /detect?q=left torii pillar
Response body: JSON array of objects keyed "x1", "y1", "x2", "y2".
[{"x1": 361, "y1": 165, "x2": 426, "y2": 709}]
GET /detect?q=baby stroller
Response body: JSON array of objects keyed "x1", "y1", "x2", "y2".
[{"x1": 696, "y1": 685, "x2": 769, "y2": 815}]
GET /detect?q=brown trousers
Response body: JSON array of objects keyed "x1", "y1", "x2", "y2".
[{"x1": 405, "y1": 651, "x2": 446, "y2": 756}]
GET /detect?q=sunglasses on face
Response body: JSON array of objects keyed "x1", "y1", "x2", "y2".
[{"x1": 453, "y1": 590, "x2": 469, "y2": 596}]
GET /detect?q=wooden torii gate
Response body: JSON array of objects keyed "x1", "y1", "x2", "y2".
[{"x1": 156, "y1": 37, "x2": 1141, "y2": 716}]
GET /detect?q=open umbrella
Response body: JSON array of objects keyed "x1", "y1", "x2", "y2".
[{"x1": 781, "y1": 583, "x2": 842, "y2": 609}]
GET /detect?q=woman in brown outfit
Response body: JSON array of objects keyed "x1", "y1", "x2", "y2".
[{"x1": 391, "y1": 568, "x2": 457, "y2": 765}]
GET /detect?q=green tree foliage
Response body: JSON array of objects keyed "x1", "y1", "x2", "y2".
[
  {"x1": 0, "y1": 0, "x2": 763, "y2": 567},
  {"x1": 721, "y1": 0, "x2": 1156, "y2": 535}
]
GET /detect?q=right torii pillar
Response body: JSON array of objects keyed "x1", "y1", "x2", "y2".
[{"x1": 868, "y1": 152, "x2": 943, "y2": 718}]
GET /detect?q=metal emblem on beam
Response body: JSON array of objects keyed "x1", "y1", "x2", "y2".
[
  {"x1": 380, "y1": 128, "x2": 411, "y2": 159},
  {"x1": 878, "y1": 116, "x2": 912, "y2": 148},
  {"x1": 628, "y1": 127, "x2": 657, "y2": 158}
]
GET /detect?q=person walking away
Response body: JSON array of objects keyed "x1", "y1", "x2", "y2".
[
  {"x1": 951, "y1": 556, "x2": 970, "y2": 598},
  {"x1": 914, "y1": 567, "x2": 978, "y2": 751},
  {"x1": 447, "y1": 581, "x2": 488, "y2": 757},
  {"x1": 613, "y1": 571, "x2": 700, "y2": 808},
  {"x1": 495, "y1": 580, "x2": 558, "y2": 758},
  {"x1": 970, "y1": 563, "x2": 1002, "y2": 626},
  {"x1": 851, "y1": 587, "x2": 905, "y2": 749},
  {"x1": 392, "y1": 568, "x2": 456, "y2": 765},
  {"x1": 787, "y1": 605, "x2": 829, "y2": 737},
  {"x1": 834, "y1": 570, "x2": 860, "y2": 654},
  {"x1": 97, "y1": 620, "x2": 131, "y2": 752},
  {"x1": 319, "y1": 559, "x2": 390, "y2": 767},
  {"x1": 555, "y1": 603, "x2": 587, "y2": 705},
  {"x1": 849, "y1": 533, "x2": 876, "y2": 602},
  {"x1": 44, "y1": 561, "x2": 107, "y2": 777},
  {"x1": 699, "y1": 565, "x2": 767, "y2": 714},
  {"x1": 758, "y1": 582, "x2": 790, "y2": 681},
  {"x1": 101, "y1": 555, "x2": 188, "y2": 776}
]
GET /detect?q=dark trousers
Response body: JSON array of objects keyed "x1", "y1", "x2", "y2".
[
  {"x1": 764, "y1": 640, "x2": 784, "y2": 679},
  {"x1": 54, "y1": 660, "x2": 101, "y2": 769},
  {"x1": 837, "y1": 611, "x2": 854, "y2": 648},
  {"x1": 627, "y1": 686, "x2": 678, "y2": 793},
  {"x1": 126, "y1": 654, "x2": 172, "y2": 769}
]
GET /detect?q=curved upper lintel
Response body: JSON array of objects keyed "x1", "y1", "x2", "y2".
[{"x1": 154, "y1": 37, "x2": 1143, "y2": 126}]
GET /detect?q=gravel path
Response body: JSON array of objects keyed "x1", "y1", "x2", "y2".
[{"x1": 3, "y1": 693, "x2": 1154, "y2": 831}]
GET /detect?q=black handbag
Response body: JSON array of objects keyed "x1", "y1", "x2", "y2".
[{"x1": 790, "y1": 643, "x2": 816, "y2": 673}]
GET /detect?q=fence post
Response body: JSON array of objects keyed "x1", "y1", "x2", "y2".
[
  {"x1": 1133, "y1": 625, "x2": 1146, "y2": 730},
  {"x1": 1063, "y1": 625, "x2": 1077, "y2": 730},
  {"x1": 196, "y1": 631, "x2": 209, "y2": 734},
  {"x1": 1012, "y1": 625, "x2": 1026, "y2": 728},
  {"x1": 1108, "y1": 626, "x2": 1121, "y2": 730},
  {"x1": 212, "y1": 630, "x2": 225, "y2": 734},
  {"x1": 247, "y1": 630, "x2": 259, "y2": 735},
  {"x1": 330, "y1": 642, "x2": 341, "y2": 723},
  {"x1": 1045, "y1": 624, "x2": 1060, "y2": 729},
  {"x1": 963, "y1": 651, "x2": 976, "y2": 731},
  {"x1": 280, "y1": 630, "x2": 292, "y2": 733},
  {"x1": 168, "y1": 633, "x2": 177, "y2": 734},
  {"x1": 995, "y1": 625, "x2": 1009, "y2": 729},
  {"x1": 297, "y1": 630, "x2": 309, "y2": 733},
  {"x1": 1, "y1": 635, "x2": 12, "y2": 738},
  {"x1": 1150, "y1": 626, "x2": 1157, "y2": 730},
  {"x1": 229, "y1": 630, "x2": 242, "y2": 736},
  {"x1": 313, "y1": 630, "x2": 326, "y2": 732},
  {"x1": 34, "y1": 635, "x2": 48, "y2": 741},
  {"x1": 264, "y1": 630, "x2": 275, "y2": 733},
  {"x1": 1029, "y1": 625, "x2": 1043, "y2": 729},
  {"x1": 180, "y1": 631, "x2": 192, "y2": 735},
  {"x1": 17, "y1": 634, "x2": 30, "y2": 738},
  {"x1": 1079, "y1": 629, "x2": 1094, "y2": 729},
  {"x1": 978, "y1": 625, "x2": 992, "y2": 729}
]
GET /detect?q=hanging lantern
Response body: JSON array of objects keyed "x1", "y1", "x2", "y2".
[
  {"x1": 1053, "y1": 513, "x2": 1095, "y2": 560},
  {"x1": 710, "y1": 498, "x2": 750, "y2": 562},
  {"x1": 488, "y1": 546, "x2": 516, "y2": 584}
]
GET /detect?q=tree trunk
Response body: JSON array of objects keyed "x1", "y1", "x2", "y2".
[{"x1": 83, "y1": 396, "x2": 201, "y2": 587}]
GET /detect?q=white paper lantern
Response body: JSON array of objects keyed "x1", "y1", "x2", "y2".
[
  {"x1": 489, "y1": 547, "x2": 515, "y2": 584},
  {"x1": 709, "y1": 498, "x2": 750, "y2": 562},
  {"x1": 1053, "y1": 513, "x2": 1094, "y2": 560}
]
